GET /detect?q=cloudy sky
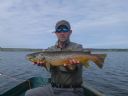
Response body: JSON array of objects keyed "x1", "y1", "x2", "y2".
[{"x1": 0, "y1": 0, "x2": 128, "y2": 49}]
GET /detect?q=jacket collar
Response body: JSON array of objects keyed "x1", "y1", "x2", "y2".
[{"x1": 55, "y1": 39, "x2": 70, "y2": 49}]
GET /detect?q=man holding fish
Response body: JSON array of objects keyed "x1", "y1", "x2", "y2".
[{"x1": 25, "y1": 20, "x2": 106, "y2": 96}]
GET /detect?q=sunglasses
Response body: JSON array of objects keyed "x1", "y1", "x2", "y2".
[{"x1": 55, "y1": 28, "x2": 70, "y2": 33}]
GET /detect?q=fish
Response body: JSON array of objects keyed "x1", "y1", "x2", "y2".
[{"x1": 26, "y1": 51, "x2": 107, "y2": 69}]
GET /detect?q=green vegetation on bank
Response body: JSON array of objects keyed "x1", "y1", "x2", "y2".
[
  {"x1": 90, "y1": 48, "x2": 128, "y2": 52},
  {"x1": 0, "y1": 47, "x2": 128, "y2": 52},
  {"x1": 0, "y1": 48, "x2": 42, "y2": 52}
]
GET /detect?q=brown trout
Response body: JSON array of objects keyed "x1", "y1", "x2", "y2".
[{"x1": 26, "y1": 51, "x2": 106, "y2": 68}]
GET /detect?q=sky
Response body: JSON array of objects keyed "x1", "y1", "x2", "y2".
[{"x1": 0, "y1": 0, "x2": 128, "y2": 49}]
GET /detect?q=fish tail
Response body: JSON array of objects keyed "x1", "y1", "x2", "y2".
[
  {"x1": 90, "y1": 54, "x2": 107, "y2": 68},
  {"x1": 45, "y1": 63, "x2": 50, "y2": 71}
]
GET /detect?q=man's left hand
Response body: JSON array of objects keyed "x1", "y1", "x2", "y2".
[{"x1": 64, "y1": 58, "x2": 80, "y2": 70}]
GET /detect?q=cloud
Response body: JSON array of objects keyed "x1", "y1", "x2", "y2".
[{"x1": 0, "y1": 0, "x2": 128, "y2": 48}]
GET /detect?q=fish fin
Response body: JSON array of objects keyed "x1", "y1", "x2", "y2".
[
  {"x1": 83, "y1": 62, "x2": 90, "y2": 68},
  {"x1": 45, "y1": 63, "x2": 51, "y2": 71},
  {"x1": 91, "y1": 54, "x2": 107, "y2": 68}
]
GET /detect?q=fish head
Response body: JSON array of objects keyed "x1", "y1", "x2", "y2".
[
  {"x1": 26, "y1": 53, "x2": 46, "y2": 62},
  {"x1": 35, "y1": 54, "x2": 46, "y2": 61},
  {"x1": 26, "y1": 54, "x2": 34, "y2": 61}
]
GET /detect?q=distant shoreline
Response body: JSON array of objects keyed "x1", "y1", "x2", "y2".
[
  {"x1": 0, "y1": 48, "x2": 128, "y2": 52},
  {"x1": 0, "y1": 48, "x2": 42, "y2": 52}
]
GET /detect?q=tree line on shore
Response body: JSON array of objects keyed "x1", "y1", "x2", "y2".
[{"x1": 0, "y1": 48, "x2": 128, "y2": 52}]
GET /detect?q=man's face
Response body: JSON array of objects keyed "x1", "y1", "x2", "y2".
[
  {"x1": 55, "y1": 31, "x2": 72, "y2": 42},
  {"x1": 55, "y1": 25, "x2": 72, "y2": 42}
]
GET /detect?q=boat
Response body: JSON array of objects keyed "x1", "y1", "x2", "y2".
[{"x1": 0, "y1": 77, "x2": 105, "y2": 96}]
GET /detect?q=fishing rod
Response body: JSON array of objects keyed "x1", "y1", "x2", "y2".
[
  {"x1": 0, "y1": 72, "x2": 32, "y2": 89},
  {"x1": 0, "y1": 72, "x2": 25, "y2": 82}
]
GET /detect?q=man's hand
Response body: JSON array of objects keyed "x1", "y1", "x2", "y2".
[
  {"x1": 33, "y1": 60, "x2": 46, "y2": 66},
  {"x1": 32, "y1": 54, "x2": 46, "y2": 67},
  {"x1": 68, "y1": 58, "x2": 80, "y2": 64},
  {"x1": 64, "y1": 58, "x2": 80, "y2": 70}
]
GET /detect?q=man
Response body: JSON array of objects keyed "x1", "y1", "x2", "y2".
[{"x1": 25, "y1": 20, "x2": 85, "y2": 96}]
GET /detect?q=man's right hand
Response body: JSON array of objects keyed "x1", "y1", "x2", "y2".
[
  {"x1": 33, "y1": 60, "x2": 46, "y2": 66},
  {"x1": 32, "y1": 54, "x2": 46, "y2": 66}
]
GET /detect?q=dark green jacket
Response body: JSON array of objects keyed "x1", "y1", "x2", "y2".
[{"x1": 46, "y1": 41, "x2": 83, "y2": 86}]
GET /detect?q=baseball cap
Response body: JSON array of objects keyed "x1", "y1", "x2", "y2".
[{"x1": 55, "y1": 20, "x2": 71, "y2": 30}]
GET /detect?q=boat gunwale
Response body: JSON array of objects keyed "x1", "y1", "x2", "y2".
[{"x1": 0, "y1": 77, "x2": 105, "y2": 96}]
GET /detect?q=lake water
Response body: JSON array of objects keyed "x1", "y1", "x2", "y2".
[{"x1": 0, "y1": 51, "x2": 128, "y2": 96}]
